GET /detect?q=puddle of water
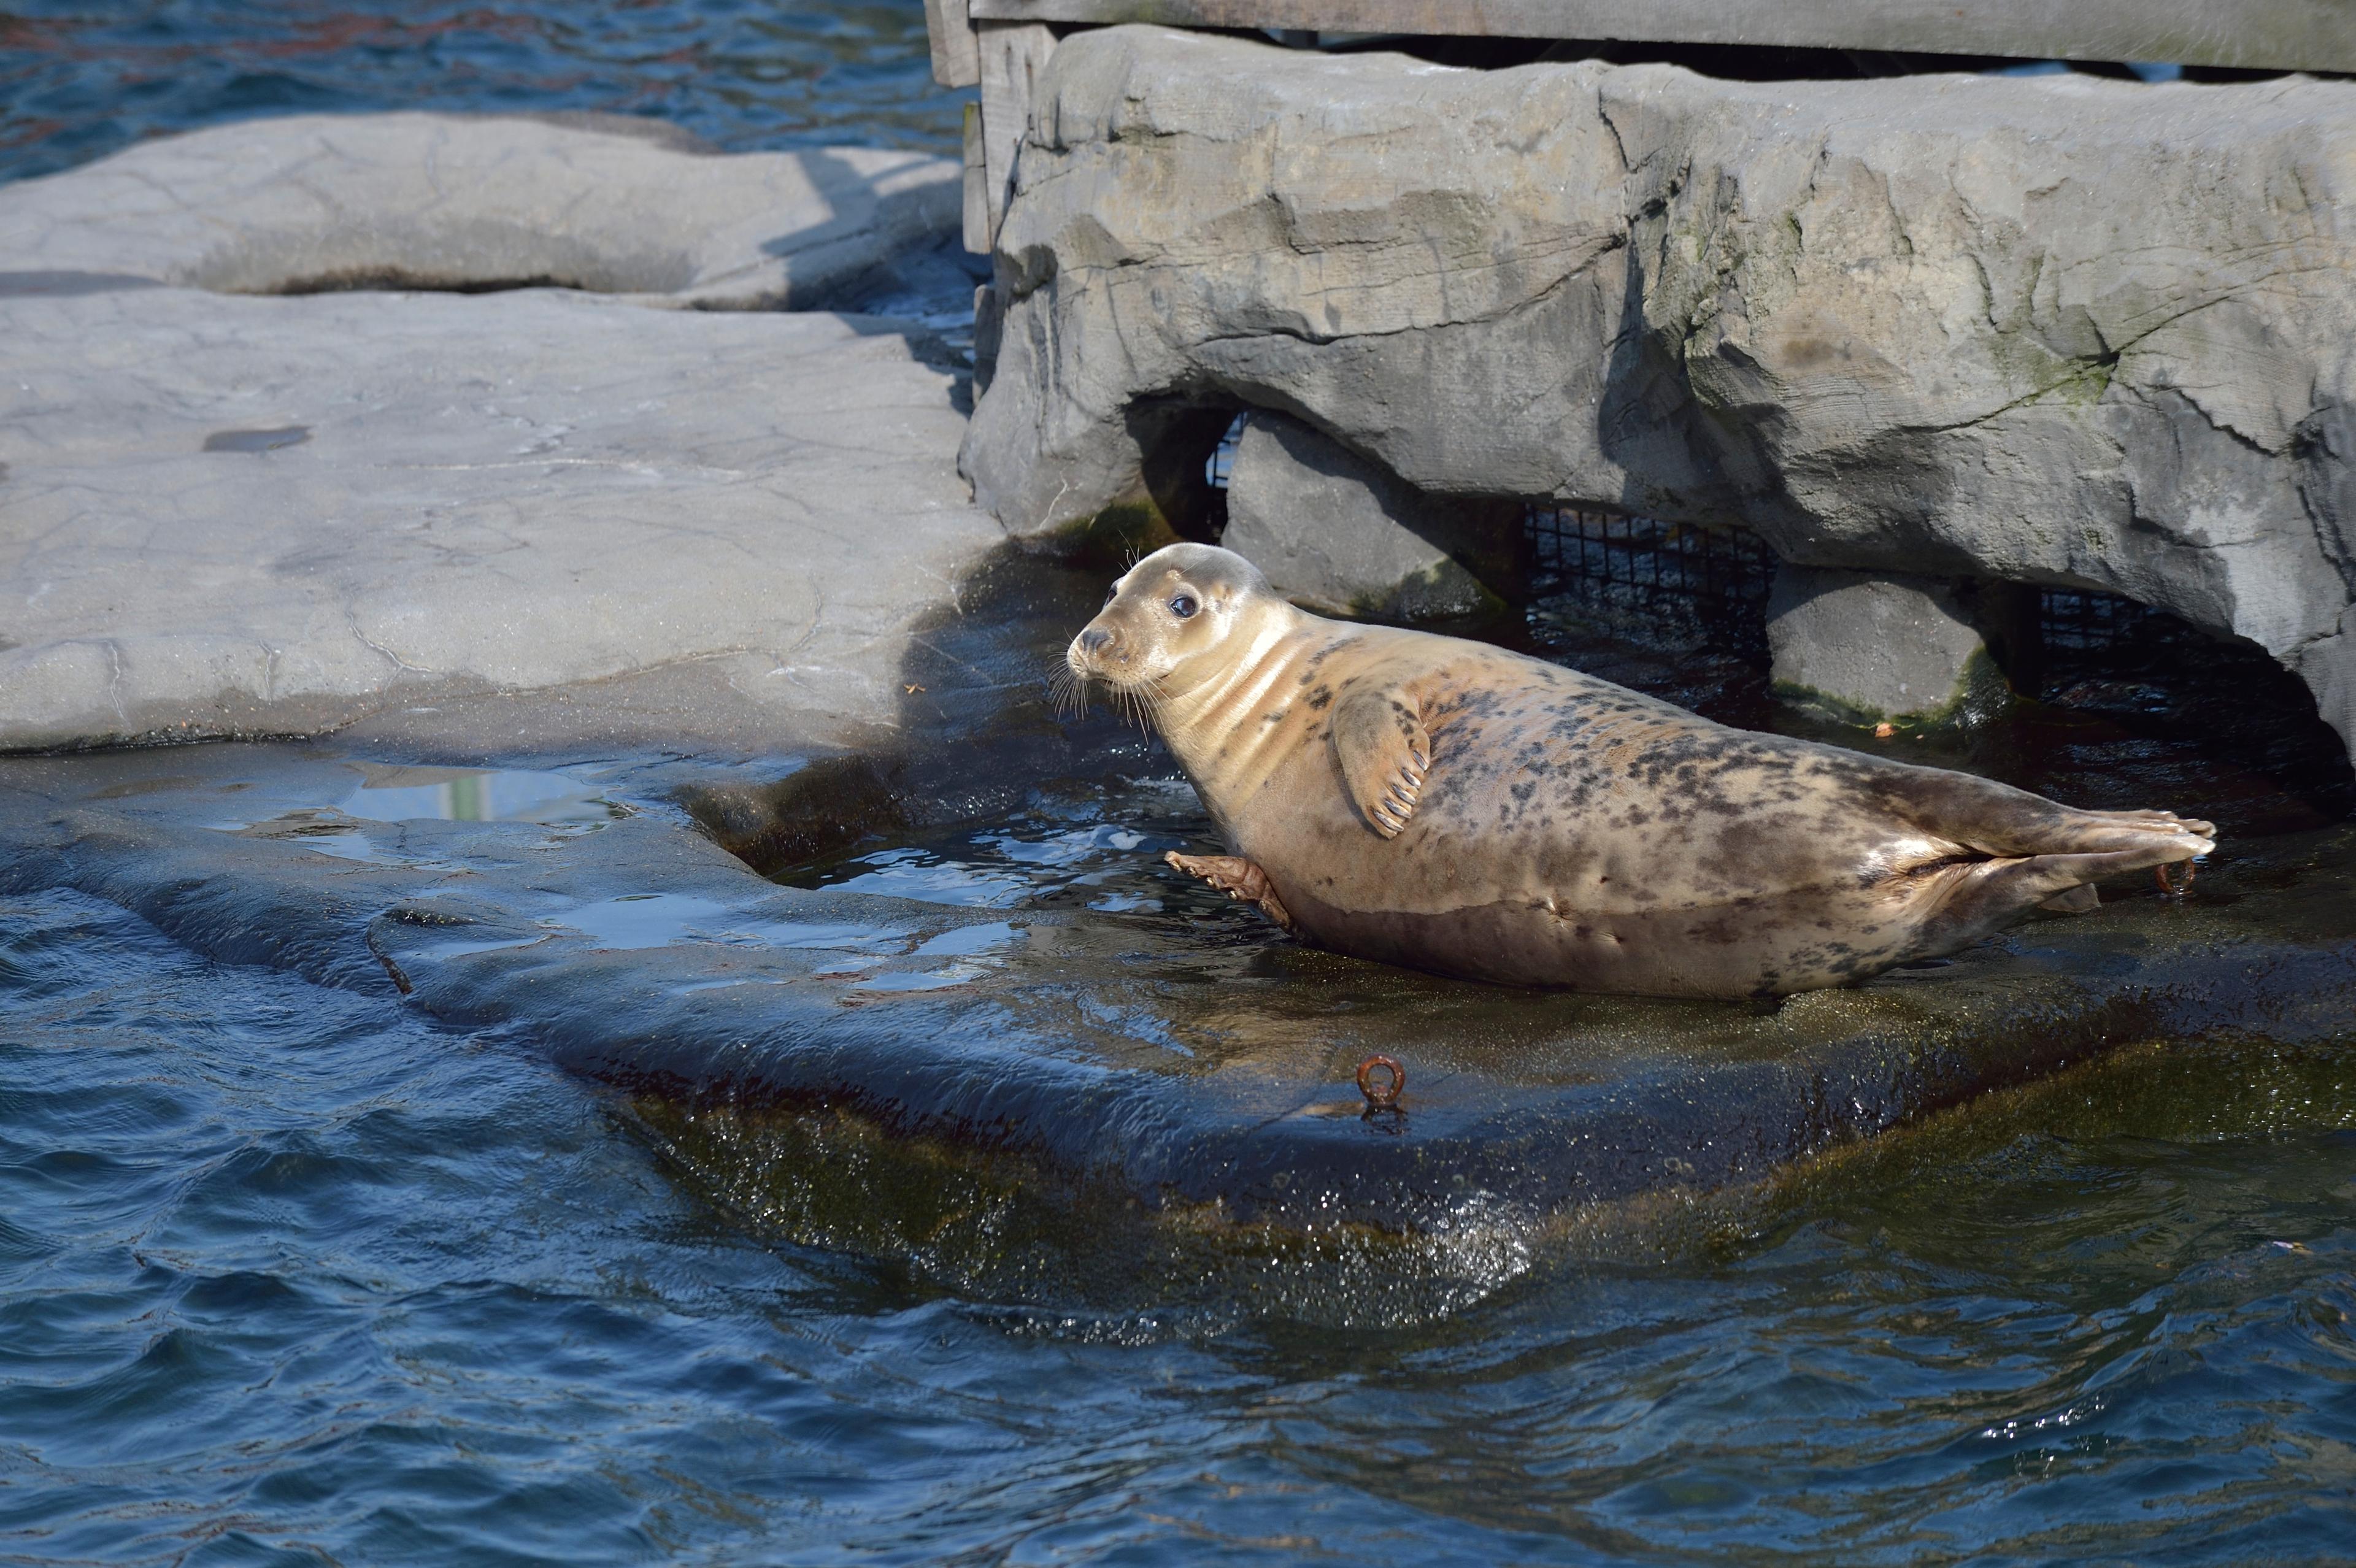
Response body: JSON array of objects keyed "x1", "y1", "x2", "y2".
[
  {"x1": 221, "y1": 809, "x2": 463, "y2": 869},
  {"x1": 912, "y1": 920, "x2": 1025, "y2": 958},
  {"x1": 203, "y1": 763, "x2": 623, "y2": 869},
  {"x1": 253, "y1": 815, "x2": 382, "y2": 863},
  {"x1": 341, "y1": 763, "x2": 622, "y2": 826},
  {"x1": 203, "y1": 763, "x2": 625, "y2": 856}
]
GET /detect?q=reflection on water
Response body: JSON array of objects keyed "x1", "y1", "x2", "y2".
[
  {"x1": 794, "y1": 775, "x2": 1263, "y2": 923},
  {"x1": 201, "y1": 763, "x2": 623, "y2": 862}
]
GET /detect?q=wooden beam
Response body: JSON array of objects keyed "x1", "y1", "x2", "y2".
[
  {"x1": 924, "y1": 0, "x2": 982, "y2": 88},
  {"x1": 977, "y1": 20, "x2": 1059, "y2": 250},
  {"x1": 961, "y1": 102, "x2": 991, "y2": 254},
  {"x1": 965, "y1": 0, "x2": 2356, "y2": 74}
]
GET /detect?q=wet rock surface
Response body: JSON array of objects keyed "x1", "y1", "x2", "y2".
[
  {"x1": 964, "y1": 26, "x2": 2356, "y2": 764},
  {"x1": 1, "y1": 737, "x2": 2347, "y2": 1254},
  {"x1": 0, "y1": 112, "x2": 960, "y2": 309}
]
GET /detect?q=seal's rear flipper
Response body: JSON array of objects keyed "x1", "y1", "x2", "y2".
[
  {"x1": 1946, "y1": 832, "x2": 2209, "y2": 933},
  {"x1": 1165, "y1": 851, "x2": 1295, "y2": 932},
  {"x1": 1916, "y1": 774, "x2": 2218, "y2": 864}
]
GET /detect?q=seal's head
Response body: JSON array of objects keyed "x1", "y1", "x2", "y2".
[{"x1": 1064, "y1": 544, "x2": 1284, "y2": 700}]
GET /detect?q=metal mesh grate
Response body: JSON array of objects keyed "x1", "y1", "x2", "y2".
[
  {"x1": 1524, "y1": 506, "x2": 1777, "y2": 662},
  {"x1": 1526, "y1": 506, "x2": 2205, "y2": 666},
  {"x1": 2036, "y1": 587, "x2": 2193, "y2": 653}
]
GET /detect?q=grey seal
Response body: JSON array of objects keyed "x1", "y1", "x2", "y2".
[{"x1": 1066, "y1": 544, "x2": 2214, "y2": 999}]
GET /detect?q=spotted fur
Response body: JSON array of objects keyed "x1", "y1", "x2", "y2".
[{"x1": 1069, "y1": 545, "x2": 2215, "y2": 999}]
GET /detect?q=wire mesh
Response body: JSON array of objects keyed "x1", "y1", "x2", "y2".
[
  {"x1": 1523, "y1": 505, "x2": 1777, "y2": 662},
  {"x1": 1525, "y1": 505, "x2": 2208, "y2": 667},
  {"x1": 2036, "y1": 586, "x2": 2192, "y2": 653}
]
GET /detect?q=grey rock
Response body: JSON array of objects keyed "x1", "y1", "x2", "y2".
[
  {"x1": 0, "y1": 285, "x2": 1003, "y2": 753},
  {"x1": 1223, "y1": 413, "x2": 1505, "y2": 621},
  {"x1": 1766, "y1": 569, "x2": 2005, "y2": 726},
  {"x1": 962, "y1": 26, "x2": 2356, "y2": 763},
  {"x1": 0, "y1": 112, "x2": 960, "y2": 309}
]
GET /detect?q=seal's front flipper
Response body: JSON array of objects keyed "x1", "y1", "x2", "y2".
[
  {"x1": 1166, "y1": 851, "x2": 1295, "y2": 932},
  {"x1": 2038, "y1": 883, "x2": 2101, "y2": 914},
  {"x1": 1331, "y1": 688, "x2": 1430, "y2": 839}
]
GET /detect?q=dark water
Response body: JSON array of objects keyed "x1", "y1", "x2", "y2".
[
  {"x1": 9, "y1": 859, "x2": 2356, "y2": 1564},
  {"x1": 7, "y1": 6, "x2": 2356, "y2": 1562}
]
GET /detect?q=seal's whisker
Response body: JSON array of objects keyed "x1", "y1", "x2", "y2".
[
  {"x1": 1122, "y1": 677, "x2": 1172, "y2": 737},
  {"x1": 1128, "y1": 686, "x2": 1162, "y2": 736},
  {"x1": 1047, "y1": 664, "x2": 1093, "y2": 723}
]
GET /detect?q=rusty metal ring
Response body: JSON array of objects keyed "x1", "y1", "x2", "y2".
[
  {"x1": 2155, "y1": 859, "x2": 2198, "y2": 899},
  {"x1": 1356, "y1": 1055, "x2": 1406, "y2": 1111}
]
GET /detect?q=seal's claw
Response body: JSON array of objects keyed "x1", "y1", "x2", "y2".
[
  {"x1": 1333, "y1": 685, "x2": 1433, "y2": 839},
  {"x1": 1164, "y1": 850, "x2": 1296, "y2": 931}
]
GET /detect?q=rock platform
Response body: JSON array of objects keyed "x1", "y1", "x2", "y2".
[
  {"x1": 1, "y1": 114, "x2": 996, "y2": 756},
  {"x1": 0, "y1": 112, "x2": 960, "y2": 308}
]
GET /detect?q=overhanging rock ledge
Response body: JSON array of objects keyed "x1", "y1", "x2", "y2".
[{"x1": 960, "y1": 26, "x2": 2356, "y2": 763}]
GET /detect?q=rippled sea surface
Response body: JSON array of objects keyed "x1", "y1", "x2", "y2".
[
  {"x1": 9, "y1": 870, "x2": 2356, "y2": 1564},
  {"x1": 6, "y1": 6, "x2": 2356, "y2": 1564},
  {"x1": 0, "y1": 0, "x2": 963, "y2": 184}
]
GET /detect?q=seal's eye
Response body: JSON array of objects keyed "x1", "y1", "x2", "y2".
[
  {"x1": 1104, "y1": 584, "x2": 1118, "y2": 605},
  {"x1": 1169, "y1": 594, "x2": 1199, "y2": 620}
]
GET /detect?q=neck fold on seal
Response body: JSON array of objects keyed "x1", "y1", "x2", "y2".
[{"x1": 1154, "y1": 607, "x2": 1323, "y2": 819}]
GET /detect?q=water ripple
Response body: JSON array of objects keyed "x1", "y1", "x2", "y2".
[{"x1": 0, "y1": 1, "x2": 965, "y2": 185}]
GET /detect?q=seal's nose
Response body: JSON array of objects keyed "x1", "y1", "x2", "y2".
[{"x1": 1077, "y1": 627, "x2": 1112, "y2": 654}]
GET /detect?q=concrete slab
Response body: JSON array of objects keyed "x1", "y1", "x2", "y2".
[{"x1": 0, "y1": 283, "x2": 1003, "y2": 753}]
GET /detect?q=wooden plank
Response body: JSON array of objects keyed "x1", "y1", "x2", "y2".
[
  {"x1": 962, "y1": 102, "x2": 991, "y2": 254},
  {"x1": 924, "y1": 0, "x2": 982, "y2": 88},
  {"x1": 977, "y1": 20, "x2": 1059, "y2": 250},
  {"x1": 965, "y1": 0, "x2": 2356, "y2": 74}
]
